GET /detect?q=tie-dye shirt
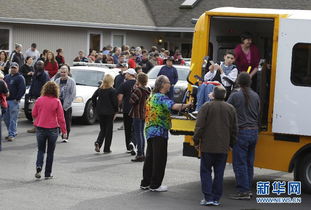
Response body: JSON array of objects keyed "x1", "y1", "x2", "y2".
[{"x1": 145, "y1": 93, "x2": 175, "y2": 140}]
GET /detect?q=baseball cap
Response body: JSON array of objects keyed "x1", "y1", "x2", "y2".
[
  {"x1": 10, "y1": 62, "x2": 19, "y2": 68},
  {"x1": 123, "y1": 68, "x2": 137, "y2": 76}
]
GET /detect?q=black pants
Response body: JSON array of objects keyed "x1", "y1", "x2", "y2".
[
  {"x1": 62, "y1": 108, "x2": 72, "y2": 139},
  {"x1": 224, "y1": 86, "x2": 232, "y2": 101},
  {"x1": 95, "y1": 114, "x2": 114, "y2": 152},
  {"x1": 123, "y1": 113, "x2": 133, "y2": 150},
  {"x1": 251, "y1": 74, "x2": 258, "y2": 92},
  {"x1": 141, "y1": 136, "x2": 168, "y2": 189}
]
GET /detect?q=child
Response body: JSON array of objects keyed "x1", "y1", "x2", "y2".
[
  {"x1": 195, "y1": 50, "x2": 238, "y2": 112},
  {"x1": 129, "y1": 72, "x2": 150, "y2": 162}
]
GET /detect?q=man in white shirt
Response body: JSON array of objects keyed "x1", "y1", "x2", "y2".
[
  {"x1": 24, "y1": 43, "x2": 40, "y2": 65},
  {"x1": 195, "y1": 50, "x2": 238, "y2": 112}
]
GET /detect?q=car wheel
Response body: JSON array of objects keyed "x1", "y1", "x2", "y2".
[
  {"x1": 24, "y1": 94, "x2": 33, "y2": 122},
  {"x1": 82, "y1": 100, "x2": 96, "y2": 125},
  {"x1": 24, "y1": 109, "x2": 33, "y2": 122},
  {"x1": 295, "y1": 153, "x2": 311, "y2": 193}
]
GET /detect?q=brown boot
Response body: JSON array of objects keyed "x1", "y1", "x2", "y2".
[{"x1": 27, "y1": 127, "x2": 36, "y2": 133}]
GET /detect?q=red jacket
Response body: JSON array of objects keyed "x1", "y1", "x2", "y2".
[
  {"x1": 128, "y1": 58, "x2": 136, "y2": 68},
  {"x1": 234, "y1": 44, "x2": 260, "y2": 73},
  {"x1": 156, "y1": 57, "x2": 163, "y2": 65},
  {"x1": 32, "y1": 96, "x2": 67, "y2": 134},
  {"x1": 44, "y1": 61, "x2": 58, "y2": 78}
]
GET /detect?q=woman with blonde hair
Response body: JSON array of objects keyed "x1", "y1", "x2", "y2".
[
  {"x1": 91, "y1": 74, "x2": 118, "y2": 153},
  {"x1": 32, "y1": 81, "x2": 67, "y2": 179}
]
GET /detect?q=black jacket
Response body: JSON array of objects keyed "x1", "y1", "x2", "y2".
[
  {"x1": 91, "y1": 87, "x2": 118, "y2": 115},
  {"x1": 113, "y1": 72, "x2": 125, "y2": 89},
  {"x1": 139, "y1": 59, "x2": 154, "y2": 73},
  {"x1": 9, "y1": 51, "x2": 24, "y2": 67},
  {"x1": 29, "y1": 71, "x2": 50, "y2": 98},
  {"x1": 20, "y1": 64, "x2": 34, "y2": 86}
]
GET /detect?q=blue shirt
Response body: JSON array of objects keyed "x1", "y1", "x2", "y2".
[
  {"x1": 4, "y1": 73, "x2": 26, "y2": 101},
  {"x1": 157, "y1": 65, "x2": 178, "y2": 85},
  {"x1": 113, "y1": 54, "x2": 119, "y2": 64}
]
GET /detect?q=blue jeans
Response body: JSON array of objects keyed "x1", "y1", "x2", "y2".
[
  {"x1": 133, "y1": 118, "x2": 145, "y2": 156},
  {"x1": 200, "y1": 152, "x2": 227, "y2": 202},
  {"x1": 3, "y1": 100, "x2": 20, "y2": 137},
  {"x1": 196, "y1": 84, "x2": 215, "y2": 111},
  {"x1": 232, "y1": 129, "x2": 259, "y2": 192},
  {"x1": 36, "y1": 127, "x2": 58, "y2": 177}
]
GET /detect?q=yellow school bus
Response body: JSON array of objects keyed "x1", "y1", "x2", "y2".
[{"x1": 171, "y1": 7, "x2": 311, "y2": 192}]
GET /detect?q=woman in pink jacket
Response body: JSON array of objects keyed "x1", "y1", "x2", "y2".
[{"x1": 32, "y1": 81, "x2": 67, "y2": 179}]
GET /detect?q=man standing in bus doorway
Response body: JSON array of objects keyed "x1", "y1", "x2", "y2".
[
  {"x1": 193, "y1": 86, "x2": 237, "y2": 206},
  {"x1": 227, "y1": 72, "x2": 260, "y2": 200}
]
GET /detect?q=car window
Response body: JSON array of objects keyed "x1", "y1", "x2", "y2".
[
  {"x1": 147, "y1": 66, "x2": 189, "y2": 80},
  {"x1": 175, "y1": 67, "x2": 190, "y2": 80},
  {"x1": 71, "y1": 69, "x2": 105, "y2": 87},
  {"x1": 147, "y1": 67, "x2": 161, "y2": 79}
]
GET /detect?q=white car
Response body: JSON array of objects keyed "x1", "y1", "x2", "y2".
[
  {"x1": 70, "y1": 66, "x2": 120, "y2": 124},
  {"x1": 22, "y1": 65, "x2": 120, "y2": 124}
]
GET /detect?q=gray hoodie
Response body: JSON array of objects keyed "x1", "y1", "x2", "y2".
[{"x1": 55, "y1": 77, "x2": 76, "y2": 111}]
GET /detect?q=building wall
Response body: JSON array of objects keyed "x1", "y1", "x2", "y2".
[
  {"x1": 12, "y1": 24, "x2": 87, "y2": 65},
  {"x1": 0, "y1": 23, "x2": 192, "y2": 65},
  {"x1": 125, "y1": 30, "x2": 159, "y2": 49}
]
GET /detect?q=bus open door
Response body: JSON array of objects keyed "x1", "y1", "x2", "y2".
[{"x1": 170, "y1": 7, "x2": 311, "y2": 193}]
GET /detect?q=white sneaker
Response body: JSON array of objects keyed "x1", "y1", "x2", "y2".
[
  {"x1": 200, "y1": 199, "x2": 214, "y2": 206},
  {"x1": 150, "y1": 185, "x2": 168, "y2": 192},
  {"x1": 62, "y1": 139, "x2": 68, "y2": 143},
  {"x1": 129, "y1": 142, "x2": 137, "y2": 155},
  {"x1": 192, "y1": 110, "x2": 198, "y2": 115}
]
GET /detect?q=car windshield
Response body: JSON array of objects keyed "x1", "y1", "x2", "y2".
[
  {"x1": 147, "y1": 66, "x2": 189, "y2": 80},
  {"x1": 71, "y1": 69, "x2": 105, "y2": 87}
]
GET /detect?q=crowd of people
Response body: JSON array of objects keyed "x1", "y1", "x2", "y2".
[
  {"x1": 0, "y1": 42, "x2": 186, "y2": 179},
  {"x1": 73, "y1": 45, "x2": 186, "y2": 74},
  {"x1": 0, "y1": 31, "x2": 261, "y2": 206}
]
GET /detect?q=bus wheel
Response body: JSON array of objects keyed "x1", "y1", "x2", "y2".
[{"x1": 296, "y1": 153, "x2": 311, "y2": 193}]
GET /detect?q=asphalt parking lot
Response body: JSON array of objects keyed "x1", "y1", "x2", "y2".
[{"x1": 0, "y1": 118, "x2": 310, "y2": 210}]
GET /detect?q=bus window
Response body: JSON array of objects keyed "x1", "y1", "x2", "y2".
[{"x1": 291, "y1": 43, "x2": 311, "y2": 86}]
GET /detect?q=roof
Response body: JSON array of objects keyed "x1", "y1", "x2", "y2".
[
  {"x1": 0, "y1": 0, "x2": 193, "y2": 32},
  {"x1": 2, "y1": 0, "x2": 311, "y2": 30},
  {"x1": 9, "y1": 0, "x2": 154, "y2": 26},
  {"x1": 146, "y1": 0, "x2": 311, "y2": 27},
  {"x1": 209, "y1": 7, "x2": 311, "y2": 19}
]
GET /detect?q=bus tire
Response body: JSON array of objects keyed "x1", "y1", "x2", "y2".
[{"x1": 295, "y1": 153, "x2": 311, "y2": 193}]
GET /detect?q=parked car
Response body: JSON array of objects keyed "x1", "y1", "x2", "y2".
[
  {"x1": 184, "y1": 58, "x2": 191, "y2": 66},
  {"x1": 147, "y1": 65, "x2": 190, "y2": 103},
  {"x1": 22, "y1": 65, "x2": 120, "y2": 124}
]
